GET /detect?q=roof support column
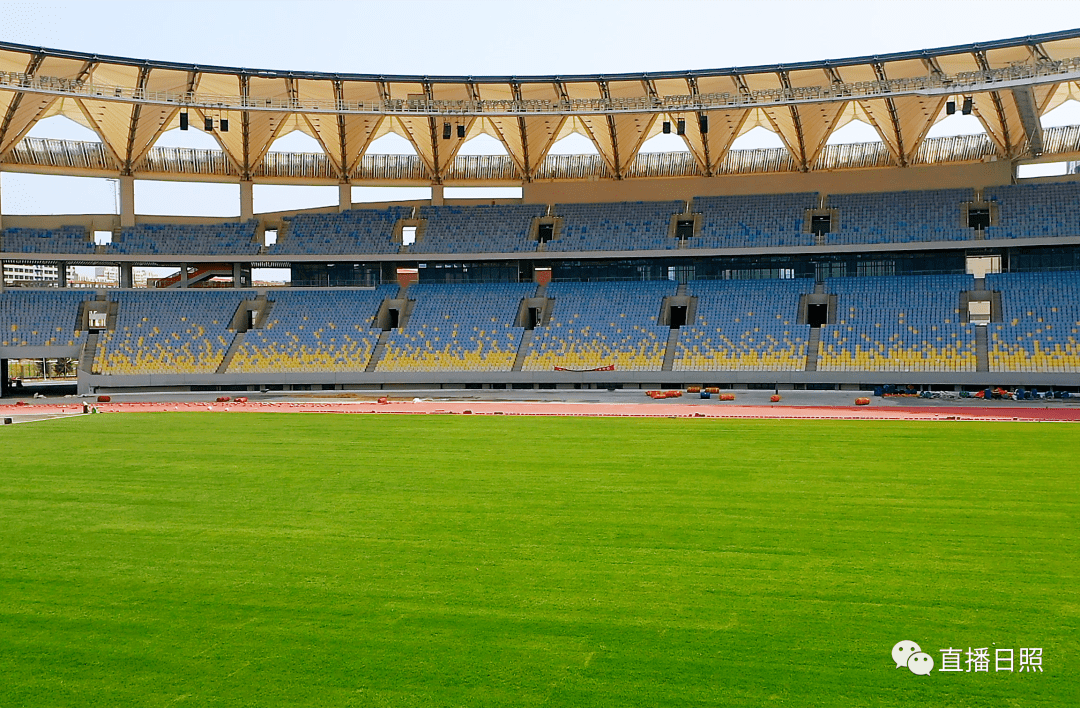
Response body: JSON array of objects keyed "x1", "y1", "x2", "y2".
[
  {"x1": 58, "y1": 262, "x2": 68, "y2": 288},
  {"x1": 431, "y1": 183, "x2": 444, "y2": 206},
  {"x1": 119, "y1": 263, "x2": 132, "y2": 289},
  {"x1": 240, "y1": 180, "x2": 254, "y2": 222},
  {"x1": 338, "y1": 182, "x2": 351, "y2": 212},
  {"x1": 119, "y1": 175, "x2": 135, "y2": 228},
  {"x1": 0, "y1": 261, "x2": 5, "y2": 293}
]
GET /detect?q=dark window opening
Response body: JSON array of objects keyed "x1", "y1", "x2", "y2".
[
  {"x1": 968, "y1": 207, "x2": 991, "y2": 231},
  {"x1": 386, "y1": 308, "x2": 400, "y2": 330},
  {"x1": 811, "y1": 214, "x2": 832, "y2": 236},
  {"x1": 669, "y1": 306, "x2": 687, "y2": 329},
  {"x1": 675, "y1": 219, "x2": 695, "y2": 239},
  {"x1": 527, "y1": 307, "x2": 542, "y2": 330},
  {"x1": 537, "y1": 223, "x2": 554, "y2": 242},
  {"x1": 808, "y1": 303, "x2": 828, "y2": 328}
]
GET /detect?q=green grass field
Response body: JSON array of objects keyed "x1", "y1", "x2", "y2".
[{"x1": 1, "y1": 413, "x2": 1077, "y2": 707}]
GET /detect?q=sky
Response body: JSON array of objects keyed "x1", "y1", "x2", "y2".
[{"x1": 3, "y1": 0, "x2": 1080, "y2": 218}]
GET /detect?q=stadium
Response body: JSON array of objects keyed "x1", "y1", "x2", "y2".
[{"x1": 1, "y1": 6, "x2": 1079, "y2": 706}]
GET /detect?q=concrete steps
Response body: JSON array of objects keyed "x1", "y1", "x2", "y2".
[
  {"x1": 661, "y1": 328, "x2": 680, "y2": 371},
  {"x1": 80, "y1": 332, "x2": 99, "y2": 374},
  {"x1": 365, "y1": 330, "x2": 391, "y2": 372},
  {"x1": 513, "y1": 330, "x2": 535, "y2": 371},
  {"x1": 976, "y1": 326, "x2": 989, "y2": 373},
  {"x1": 216, "y1": 331, "x2": 246, "y2": 374},
  {"x1": 805, "y1": 328, "x2": 821, "y2": 371}
]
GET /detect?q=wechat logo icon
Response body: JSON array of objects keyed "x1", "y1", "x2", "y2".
[{"x1": 893, "y1": 640, "x2": 934, "y2": 675}]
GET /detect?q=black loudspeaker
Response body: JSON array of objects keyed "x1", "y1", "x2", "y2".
[
  {"x1": 662, "y1": 121, "x2": 671, "y2": 134},
  {"x1": 946, "y1": 101, "x2": 956, "y2": 115},
  {"x1": 699, "y1": 116, "x2": 709, "y2": 134},
  {"x1": 457, "y1": 124, "x2": 466, "y2": 138},
  {"x1": 676, "y1": 119, "x2": 685, "y2": 135},
  {"x1": 179, "y1": 112, "x2": 189, "y2": 131},
  {"x1": 205, "y1": 116, "x2": 214, "y2": 131},
  {"x1": 962, "y1": 97, "x2": 973, "y2": 115},
  {"x1": 443, "y1": 123, "x2": 452, "y2": 139},
  {"x1": 220, "y1": 118, "x2": 229, "y2": 133}
]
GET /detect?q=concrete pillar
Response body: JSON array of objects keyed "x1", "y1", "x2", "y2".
[
  {"x1": 120, "y1": 263, "x2": 132, "y2": 288},
  {"x1": 431, "y1": 183, "x2": 444, "y2": 206},
  {"x1": 240, "y1": 180, "x2": 254, "y2": 221},
  {"x1": 233, "y1": 262, "x2": 244, "y2": 288},
  {"x1": 119, "y1": 175, "x2": 136, "y2": 228},
  {"x1": 338, "y1": 182, "x2": 352, "y2": 212},
  {"x1": 180, "y1": 262, "x2": 189, "y2": 288},
  {"x1": 58, "y1": 261, "x2": 68, "y2": 288},
  {"x1": 0, "y1": 260, "x2": 5, "y2": 292}
]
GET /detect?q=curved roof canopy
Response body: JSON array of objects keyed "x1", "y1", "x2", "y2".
[{"x1": 2, "y1": 29, "x2": 1080, "y2": 183}]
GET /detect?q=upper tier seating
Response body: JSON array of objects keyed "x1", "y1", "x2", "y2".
[
  {"x1": 673, "y1": 279, "x2": 813, "y2": 371},
  {"x1": 0, "y1": 290, "x2": 92, "y2": 348},
  {"x1": 413, "y1": 204, "x2": 547, "y2": 253},
  {"x1": 691, "y1": 193, "x2": 817, "y2": 249},
  {"x1": 817, "y1": 274, "x2": 976, "y2": 372},
  {"x1": 270, "y1": 207, "x2": 413, "y2": 255},
  {"x1": 545, "y1": 201, "x2": 684, "y2": 251},
  {"x1": 522, "y1": 280, "x2": 676, "y2": 371},
  {"x1": 987, "y1": 270, "x2": 1080, "y2": 372},
  {"x1": 6, "y1": 181, "x2": 1080, "y2": 257},
  {"x1": 229, "y1": 287, "x2": 395, "y2": 373},
  {"x1": 827, "y1": 189, "x2": 975, "y2": 245},
  {"x1": 1, "y1": 226, "x2": 95, "y2": 254},
  {"x1": 377, "y1": 282, "x2": 535, "y2": 372},
  {"x1": 113, "y1": 222, "x2": 261, "y2": 255},
  {"x1": 984, "y1": 182, "x2": 1080, "y2": 240},
  {"x1": 95, "y1": 289, "x2": 254, "y2": 375}
]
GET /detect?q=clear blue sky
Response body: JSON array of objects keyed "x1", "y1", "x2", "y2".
[{"x1": 3, "y1": 0, "x2": 1080, "y2": 216}]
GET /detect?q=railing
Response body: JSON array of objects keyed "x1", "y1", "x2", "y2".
[
  {"x1": 9, "y1": 127, "x2": 1080, "y2": 182},
  {"x1": 140, "y1": 146, "x2": 238, "y2": 175},
  {"x1": 4, "y1": 56, "x2": 1080, "y2": 116},
  {"x1": 7, "y1": 137, "x2": 115, "y2": 170}
]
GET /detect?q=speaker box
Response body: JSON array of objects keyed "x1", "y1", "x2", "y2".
[
  {"x1": 220, "y1": 118, "x2": 229, "y2": 132},
  {"x1": 699, "y1": 116, "x2": 709, "y2": 134},
  {"x1": 204, "y1": 117, "x2": 214, "y2": 131},
  {"x1": 456, "y1": 124, "x2": 466, "y2": 138},
  {"x1": 662, "y1": 121, "x2": 671, "y2": 134},
  {"x1": 179, "y1": 112, "x2": 189, "y2": 130},
  {"x1": 676, "y1": 119, "x2": 685, "y2": 135},
  {"x1": 946, "y1": 101, "x2": 956, "y2": 115},
  {"x1": 962, "y1": 97, "x2": 973, "y2": 115},
  {"x1": 443, "y1": 123, "x2": 452, "y2": 139}
]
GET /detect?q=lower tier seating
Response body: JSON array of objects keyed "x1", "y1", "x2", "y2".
[
  {"x1": 95, "y1": 290, "x2": 254, "y2": 375},
  {"x1": 817, "y1": 274, "x2": 976, "y2": 372},
  {"x1": 522, "y1": 281, "x2": 677, "y2": 371},
  {"x1": 229, "y1": 287, "x2": 395, "y2": 373},
  {"x1": 673, "y1": 279, "x2": 813, "y2": 371},
  {"x1": 0, "y1": 290, "x2": 92, "y2": 347},
  {"x1": 377, "y1": 283, "x2": 535, "y2": 372},
  {"x1": 987, "y1": 271, "x2": 1080, "y2": 372}
]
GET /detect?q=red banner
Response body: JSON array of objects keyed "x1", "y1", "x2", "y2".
[{"x1": 553, "y1": 364, "x2": 616, "y2": 372}]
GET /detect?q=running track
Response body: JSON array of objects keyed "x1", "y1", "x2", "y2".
[{"x1": 3, "y1": 399, "x2": 1080, "y2": 422}]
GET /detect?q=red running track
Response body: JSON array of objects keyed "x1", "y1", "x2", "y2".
[{"x1": 3, "y1": 400, "x2": 1080, "y2": 422}]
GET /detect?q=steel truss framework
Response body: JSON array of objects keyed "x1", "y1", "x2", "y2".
[{"x1": 3, "y1": 30, "x2": 1080, "y2": 184}]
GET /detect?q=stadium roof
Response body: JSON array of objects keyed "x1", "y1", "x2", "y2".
[{"x1": 3, "y1": 29, "x2": 1080, "y2": 183}]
